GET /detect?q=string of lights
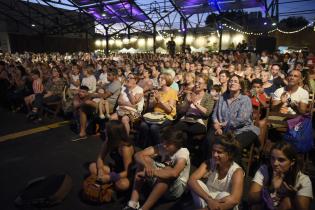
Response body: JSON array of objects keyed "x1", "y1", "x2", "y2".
[
  {"x1": 268, "y1": 21, "x2": 314, "y2": 34},
  {"x1": 222, "y1": 21, "x2": 314, "y2": 35},
  {"x1": 222, "y1": 23, "x2": 263, "y2": 35}
]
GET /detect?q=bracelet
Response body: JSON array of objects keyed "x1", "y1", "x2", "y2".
[{"x1": 109, "y1": 172, "x2": 121, "y2": 182}]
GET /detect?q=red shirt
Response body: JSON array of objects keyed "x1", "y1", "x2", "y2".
[{"x1": 251, "y1": 93, "x2": 267, "y2": 107}]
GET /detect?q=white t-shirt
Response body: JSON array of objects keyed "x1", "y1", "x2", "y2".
[
  {"x1": 273, "y1": 87, "x2": 309, "y2": 114},
  {"x1": 117, "y1": 85, "x2": 144, "y2": 113},
  {"x1": 252, "y1": 165, "x2": 313, "y2": 198},
  {"x1": 69, "y1": 74, "x2": 80, "y2": 90},
  {"x1": 157, "y1": 145, "x2": 190, "y2": 184},
  {"x1": 81, "y1": 75, "x2": 97, "y2": 93},
  {"x1": 98, "y1": 72, "x2": 109, "y2": 85}
]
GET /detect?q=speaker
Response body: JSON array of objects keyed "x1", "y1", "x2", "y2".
[{"x1": 256, "y1": 36, "x2": 276, "y2": 53}]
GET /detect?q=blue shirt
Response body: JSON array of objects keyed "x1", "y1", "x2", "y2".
[{"x1": 212, "y1": 93, "x2": 259, "y2": 135}]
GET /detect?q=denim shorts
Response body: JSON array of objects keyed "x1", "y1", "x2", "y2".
[{"x1": 146, "y1": 161, "x2": 186, "y2": 200}]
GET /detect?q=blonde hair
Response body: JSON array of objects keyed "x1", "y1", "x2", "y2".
[{"x1": 160, "y1": 73, "x2": 173, "y2": 86}]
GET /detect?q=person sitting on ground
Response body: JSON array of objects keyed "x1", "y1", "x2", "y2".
[
  {"x1": 248, "y1": 141, "x2": 313, "y2": 210},
  {"x1": 175, "y1": 74, "x2": 214, "y2": 139},
  {"x1": 139, "y1": 73, "x2": 178, "y2": 147},
  {"x1": 24, "y1": 69, "x2": 44, "y2": 114},
  {"x1": 189, "y1": 133, "x2": 244, "y2": 210},
  {"x1": 89, "y1": 121, "x2": 135, "y2": 192},
  {"x1": 204, "y1": 74, "x2": 259, "y2": 162},
  {"x1": 110, "y1": 73, "x2": 144, "y2": 135},
  {"x1": 123, "y1": 127, "x2": 190, "y2": 210}
]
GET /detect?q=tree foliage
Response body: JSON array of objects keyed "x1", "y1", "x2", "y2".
[{"x1": 278, "y1": 16, "x2": 309, "y2": 30}]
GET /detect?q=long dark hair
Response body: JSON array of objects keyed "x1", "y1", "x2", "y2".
[
  {"x1": 106, "y1": 120, "x2": 132, "y2": 150},
  {"x1": 268, "y1": 141, "x2": 300, "y2": 187}
]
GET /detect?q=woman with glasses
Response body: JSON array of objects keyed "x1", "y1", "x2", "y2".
[
  {"x1": 204, "y1": 74, "x2": 259, "y2": 162},
  {"x1": 110, "y1": 73, "x2": 144, "y2": 135},
  {"x1": 174, "y1": 74, "x2": 214, "y2": 141}
]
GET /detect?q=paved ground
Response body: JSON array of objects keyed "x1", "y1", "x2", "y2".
[
  {"x1": 0, "y1": 108, "x2": 314, "y2": 210},
  {"x1": 0, "y1": 109, "x2": 195, "y2": 210}
]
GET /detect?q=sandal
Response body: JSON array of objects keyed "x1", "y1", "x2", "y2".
[{"x1": 71, "y1": 135, "x2": 88, "y2": 142}]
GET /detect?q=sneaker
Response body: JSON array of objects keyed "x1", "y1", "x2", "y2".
[{"x1": 99, "y1": 114, "x2": 105, "y2": 119}]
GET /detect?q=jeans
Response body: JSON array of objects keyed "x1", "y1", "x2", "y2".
[{"x1": 138, "y1": 120, "x2": 172, "y2": 148}]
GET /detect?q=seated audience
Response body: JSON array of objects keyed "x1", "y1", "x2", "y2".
[
  {"x1": 248, "y1": 141, "x2": 313, "y2": 210},
  {"x1": 272, "y1": 70, "x2": 309, "y2": 115},
  {"x1": 205, "y1": 74, "x2": 259, "y2": 162},
  {"x1": 78, "y1": 69, "x2": 121, "y2": 138},
  {"x1": 137, "y1": 69, "x2": 153, "y2": 94},
  {"x1": 189, "y1": 133, "x2": 244, "y2": 210},
  {"x1": 175, "y1": 74, "x2": 214, "y2": 137},
  {"x1": 139, "y1": 73, "x2": 178, "y2": 147},
  {"x1": 111, "y1": 73, "x2": 144, "y2": 135},
  {"x1": 123, "y1": 128, "x2": 190, "y2": 210},
  {"x1": 261, "y1": 70, "x2": 277, "y2": 97},
  {"x1": 81, "y1": 65, "x2": 96, "y2": 93},
  {"x1": 28, "y1": 67, "x2": 65, "y2": 121}
]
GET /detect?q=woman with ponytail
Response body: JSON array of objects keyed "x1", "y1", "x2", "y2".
[{"x1": 188, "y1": 133, "x2": 244, "y2": 210}]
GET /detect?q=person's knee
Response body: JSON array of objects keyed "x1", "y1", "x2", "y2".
[
  {"x1": 278, "y1": 197, "x2": 292, "y2": 210},
  {"x1": 88, "y1": 162, "x2": 97, "y2": 174},
  {"x1": 115, "y1": 179, "x2": 130, "y2": 191},
  {"x1": 140, "y1": 122, "x2": 149, "y2": 130},
  {"x1": 121, "y1": 116, "x2": 130, "y2": 124},
  {"x1": 150, "y1": 125, "x2": 160, "y2": 133}
]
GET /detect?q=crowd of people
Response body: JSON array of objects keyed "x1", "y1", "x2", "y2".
[{"x1": 0, "y1": 50, "x2": 314, "y2": 209}]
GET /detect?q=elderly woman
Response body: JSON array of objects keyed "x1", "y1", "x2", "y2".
[
  {"x1": 189, "y1": 133, "x2": 244, "y2": 210},
  {"x1": 138, "y1": 72, "x2": 178, "y2": 147},
  {"x1": 248, "y1": 141, "x2": 313, "y2": 210},
  {"x1": 110, "y1": 73, "x2": 144, "y2": 135},
  {"x1": 175, "y1": 74, "x2": 214, "y2": 137},
  {"x1": 204, "y1": 74, "x2": 259, "y2": 162}
]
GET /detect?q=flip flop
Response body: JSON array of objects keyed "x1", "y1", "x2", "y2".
[{"x1": 71, "y1": 135, "x2": 88, "y2": 142}]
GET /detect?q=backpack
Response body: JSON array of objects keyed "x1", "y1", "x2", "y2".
[
  {"x1": 81, "y1": 175, "x2": 113, "y2": 204},
  {"x1": 284, "y1": 114, "x2": 314, "y2": 153},
  {"x1": 15, "y1": 174, "x2": 72, "y2": 208}
]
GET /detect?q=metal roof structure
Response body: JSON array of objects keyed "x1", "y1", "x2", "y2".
[
  {"x1": 0, "y1": 0, "x2": 277, "y2": 36},
  {"x1": 1, "y1": 0, "x2": 287, "y2": 53}
]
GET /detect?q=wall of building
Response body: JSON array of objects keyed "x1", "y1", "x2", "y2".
[{"x1": 9, "y1": 34, "x2": 94, "y2": 53}]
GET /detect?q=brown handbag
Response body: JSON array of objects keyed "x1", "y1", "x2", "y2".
[{"x1": 82, "y1": 175, "x2": 113, "y2": 203}]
